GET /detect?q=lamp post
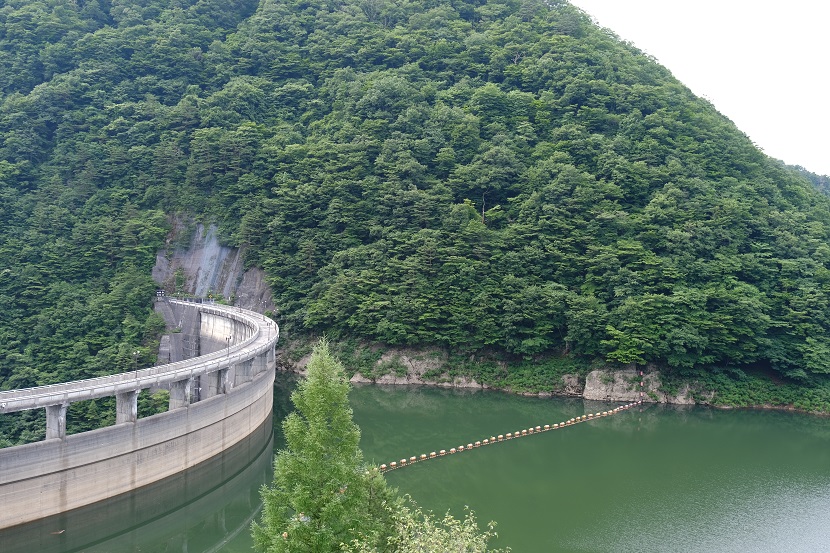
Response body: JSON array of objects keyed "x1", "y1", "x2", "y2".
[
  {"x1": 132, "y1": 350, "x2": 140, "y2": 380},
  {"x1": 226, "y1": 336, "x2": 232, "y2": 357}
]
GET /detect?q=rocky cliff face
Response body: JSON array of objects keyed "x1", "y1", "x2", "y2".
[
  {"x1": 284, "y1": 341, "x2": 712, "y2": 405},
  {"x1": 152, "y1": 222, "x2": 274, "y2": 313},
  {"x1": 582, "y1": 369, "x2": 712, "y2": 405}
]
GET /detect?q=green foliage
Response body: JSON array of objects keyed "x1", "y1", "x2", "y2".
[
  {"x1": 660, "y1": 368, "x2": 830, "y2": 413},
  {"x1": 2, "y1": 0, "x2": 830, "y2": 423},
  {"x1": 255, "y1": 340, "x2": 509, "y2": 551},
  {"x1": 252, "y1": 339, "x2": 398, "y2": 552},
  {"x1": 138, "y1": 389, "x2": 171, "y2": 418},
  {"x1": 344, "y1": 499, "x2": 509, "y2": 553}
]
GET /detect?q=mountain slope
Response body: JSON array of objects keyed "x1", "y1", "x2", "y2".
[{"x1": 1, "y1": 0, "x2": 829, "y2": 421}]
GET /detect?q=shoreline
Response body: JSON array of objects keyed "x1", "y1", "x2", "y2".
[{"x1": 278, "y1": 365, "x2": 829, "y2": 416}]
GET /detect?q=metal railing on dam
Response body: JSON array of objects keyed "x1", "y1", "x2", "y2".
[{"x1": 0, "y1": 300, "x2": 279, "y2": 530}]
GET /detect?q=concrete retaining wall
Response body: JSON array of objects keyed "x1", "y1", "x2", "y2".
[{"x1": 200, "y1": 310, "x2": 255, "y2": 355}]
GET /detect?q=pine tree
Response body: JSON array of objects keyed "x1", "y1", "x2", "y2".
[{"x1": 252, "y1": 339, "x2": 397, "y2": 552}]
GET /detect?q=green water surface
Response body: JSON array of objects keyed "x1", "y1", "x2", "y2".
[
  {"x1": 3, "y1": 382, "x2": 828, "y2": 552},
  {"x1": 351, "y1": 385, "x2": 830, "y2": 553}
]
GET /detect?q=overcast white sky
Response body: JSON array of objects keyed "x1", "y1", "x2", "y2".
[{"x1": 568, "y1": 0, "x2": 830, "y2": 176}]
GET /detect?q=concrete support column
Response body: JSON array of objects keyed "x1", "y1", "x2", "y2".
[
  {"x1": 252, "y1": 352, "x2": 268, "y2": 376},
  {"x1": 169, "y1": 378, "x2": 192, "y2": 410},
  {"x1": 204, "y1": 369, "x2": 228, "y2": 398},
  {"x1": 46, "y1": 403, "x2": 68, "y2": 440},
  {"x1": 192, "y1": 375, "x2": 201, "y2": 403},
  {"x1": 116, "y1": 390, "x2": 139, "y2": 424},
  {"x1": 267, "y1": 344, "x2": 276, "y2": 370},
  {"x1": 233, "y1": 359, "x2": 253, "y2": 387}
]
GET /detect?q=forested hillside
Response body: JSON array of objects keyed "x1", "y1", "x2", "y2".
[{"x1": 2, "y1": 0, "x2": 830, "y2": 435}]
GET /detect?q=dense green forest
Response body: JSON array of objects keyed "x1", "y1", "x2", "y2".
[{"x1": 2, "y1": 0, "x2": 830, "y2": 444}]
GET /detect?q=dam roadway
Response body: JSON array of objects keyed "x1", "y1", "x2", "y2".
[{"x1": 0, "y1": 299, "x2": 279, "y2": 530}]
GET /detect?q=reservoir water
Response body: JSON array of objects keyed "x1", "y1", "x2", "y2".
[
  {"x1": 2, "y1": 380, "x2": 829, "y2": 552},
  {"x1": 353, "y1": 385, "x2": 830, "y2": 553}
]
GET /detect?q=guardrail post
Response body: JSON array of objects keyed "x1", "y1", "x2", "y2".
[
  {"x1": 169, "y1": 378, "x2": 192, "y2": 410},
  {"x1": 116, "y1": 390, "x2": 139, "y2": 424},
  {"x1": 46, "y1": 403, "x2": 68, "y2": 440}
]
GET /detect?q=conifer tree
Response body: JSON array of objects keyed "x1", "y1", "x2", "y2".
[{"x1": 252, "y1": 339, "x2": 397, "y2": 552}]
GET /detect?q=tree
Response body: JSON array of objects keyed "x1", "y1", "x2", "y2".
[
  {"x1": 344, "y1": 499, "x2": 509, "y2": 553},
  {"x1": 252, "y1": 339, "x2": 397, "y2": 552},
  {"x1": 253, "y1": 340, "x2": 509, "y2": 552}
]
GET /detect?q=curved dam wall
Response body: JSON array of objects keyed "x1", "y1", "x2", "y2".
[
  {"x1": 0, "y1": 412, "x2": 274, "y2": 553},
  {"x1": 0, "y1": 301, "x2": 278, "y2": 530}
]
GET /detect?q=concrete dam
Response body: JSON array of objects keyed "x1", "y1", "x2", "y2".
[{"x1": 0, "y1": 300, "x2": 279, "y2": 530}]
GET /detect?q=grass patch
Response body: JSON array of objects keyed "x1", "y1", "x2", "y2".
[{"x1": 660, "y1": 368, "x2": 830, "y2": 413}]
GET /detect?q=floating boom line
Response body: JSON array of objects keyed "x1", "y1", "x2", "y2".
[{"x1": 378, "y1": 400, "x2": 644, "y2": 473}]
